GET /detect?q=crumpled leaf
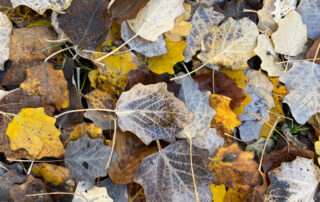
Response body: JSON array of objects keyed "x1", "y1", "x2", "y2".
[
  {"x1": 254, "y1": 34, "x2": 283, "y2": 76},
  {"x1": 148, "y1": 38, "x2": 186, "y2": 74},
  {"x1": 0, "y1": 12, "x2": 11, "y2": 71},
  {"x1": 0, "y1": 170, "x2": 26, "y2": 201},
  {"x1": 73, "y1": 181, "x2": 112, "y2": 202},
  {"x1": 183, "y1": 6, "x2": 224, "y2": 62},
  {"x1": 176, "y1": 74, "x2": 215, "y2": 138},
  {"x1": 121, "y1": 21, "x2": 168, "y2": 57},
  {"x1": 296, "y1": 0, "x2": 320, "y2": 40},
  {"x1": 32, "y1": 163, "x2": 71, "y2": 186},
  {"x1": 265, "y1": 157, "x2": 320, "y2": 202},
  {"x1": 57, "y1": 0, "x2": 111, "y2": 50},
  {"x1": 6, "y1": 107, "x2": 64, "y2": 159},
  {"x1": 10, "y1": 0, "x2": 72, "y2": 15},
  {"x1": 279, "y1": 61, "x2": 320, "y2": 124},
  {"x1": 192, "y1": 128, "x2": 224, "y2": 157},
  {"x1": 109, "y1": 0, "x2": 149, "y2": 23},
  {"x1": 65, "y1": 134, "x2": 117, "y2": 183},
  {"x1": 271, "y1": 11, "x2": 307, "y2": 56},
  {"x1": 198, "y1": 17, "x2": 259, "y2": 70},
  {"x1": 116, "y1": 82, "x2": 193, "y2": 145},
  {"x1": 256, "y1": 0, "x2": 277, "y2": 35},
  {"x1": 134, "y1": 140, "x2": 215, "y2": 201},
  {"x1": 127, "y1": 0, "x2": 185, "y2": 41}
]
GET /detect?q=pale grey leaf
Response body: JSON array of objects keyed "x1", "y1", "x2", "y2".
[
  {"x1": 121, "y1": 21, "x2": 168, "y2": 57},
  {"x1": 297, "y1": 0, "x2": 320, "y2": 40},
  {"x1": 116, "y1": 83, "x2": 193, "y2": 145},
  {"x1": 176, "y1": 74, "x2": 215, "y2": 138},
  {"x1": 0, "y1": 170, "x2": 26, "y2": 201},
  {"x1": 134, "y1": 140, "x2": 215, "y2": 202},
  {"x1": 73, "y1": 181, "x2": 113, "y2": 202},
  {"x1": 65, "y1": 134, "x2": 117, "y2": 183},
  {"x1": 100, "y1": 178, "x2": 128, "y2": 202},
  {"x1": 11, "y1": 0, "x2": 72, "y2": 15},
  {"x1": 239, "y1": 120, "x2": 264, "y2": 142},
  {"x1": 192, "y1": 128, "x2": 224, "y2": 157},
  {"x1": 0, "y1": 12, "x2": 12, "y2": 71},
  {"x1": 279, "y1": 61, "x2": 320, "y2": 124},
  {"x1": 195, "y1": 0, "x2": 224, "y2": 7},
  {"x1": 272, "y1": 0, "x2": 297, "y2": 21},
  {"x1": 265, "y1": 157, "x2": 320, "y2": 202},
  {"x1": 183, "y1": 7, "x2": 224, "y2": 62}
]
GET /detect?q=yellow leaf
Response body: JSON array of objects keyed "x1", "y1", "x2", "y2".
[
  {"x1": 210, "y1": 184, "x2": 226, "y2": 202},
  {"x1": 6, "y1": 108, "x2": 64, "y2": 159},
  {"x1": 88, "y1": 70, "x2": 99, "y2": 88},
  {"x1": 260, "y1": 77, "x2": 287, "y2": 137},
  {"x1": 219, "y1": 68, "x2": 252, "y2": 115},
  {"x1": 315, "y1": 141, "x2": 320, "y2": 164},
  {"x1": 32, "y1": 163, "x2": 71, "y2": 185},
  {"x1": 210, "y1": 94, "x2": 241, "y2": 134},
  {"x1": 148, "y1": 38, "x2": 186, "y2": 74},
  {"x1": 63, "y1": 123, "x2": 104, "y2": 146}
]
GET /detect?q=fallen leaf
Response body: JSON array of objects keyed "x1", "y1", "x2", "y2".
[
  {"x1": 6, "y1": 107, "x2": 64, "y2": 159},
  {"x1": 210, "y1": 94, "x2": 241, "y2": 134},
  {"x1": 211, "y1": 184, "x2": 226, "y2": 202},
  {"x1": 306, "y1": 38, "x2": 320, "y2": 64},
  {"x1": 176, "y1": 74, "x2": 215, "y2": 138},
  {"x1": 271, "y1": 0, "x2": 297, "y2": 21},
  {"x1": 57, "y1": 0, "x2": 111, "y2": 50},
  {"x1": 183, "y1": 6, "x2": 224, "y2": 62},
  {"x1": 256, "y1": 0, "x2": 277, "y2": 35},
  {"x1": 223, "y1": 0, "x2": 258, "y2": 22},
  {"x1": 116, "y1": 82, "x2": 193, "y2": 145},
  {"x1": 11, "y1": 0, "x2": 72, "y2": 14},
  {"x1": 296, "y1": 0, "x2": 320, "y2": 40},
  {"x1": 108, "y1": 129, "x2": 157, "y2": 184},
  {"x1": 121, "y1": 21, "x2": 168, "y2": 57},
  {"x1": 195, "y1": 0, "x2": 223, "y2": 7},
  {"x1": 279, "y1": 61, "x2": 320, "y2": 124},
  {"x1": 271, "y1": 11, "x2": 307, "y2": 56},
  {"x1": 32, "y1": 163, "x2": 71, "y2": 186},
  {"x1": 62, "y1": 123, "x2": 103, "y2": 146},
  {"x1": 192, "y1": 128, "x2": 224, "y2": 157},
  {"x1": 148, "y1": 38, "x2": 186, "y2": 74},
  {"x1": 65, "y1": 134, "x2": 117, "y2": 183},
  {"x1": 0, "y1": 12, "x2": 11, "y2": 71},
  {"x1": 316, "y1": 140, "x2": 320, "y2": 165},
  {"x1": 99, "y1": 178, "x2": 129, "y2": 202},
  {"x1": 254, "y1": 34, "x2": 283, "y2": 76},
  {"x1": 198, "y1": 17, "x2": 259, "y2": 70},
  {"x1": 73, "y1": 181, "x2": 112, "y2": 202},
  {"x1": 134, "y1": 140, "x2": 215, "y2": 201},
  {"x1": 265, "y1": 157, "x2": 320, "y2": 201},
  {"x1": 245, "y1": 137, "x2": 275, "y2": 160},
  {"x1": 127, "y1": 0, "x2": 185, "y2": 41},
  {"x1": 109, "y1": 0, "x2": 149, "y2": 23},
  {"x1": 20, "y1": 63, "x2": 69, "y2": 111},
  {"x1": 0, "y1": 170, "x2": 26, "y2": 201}
]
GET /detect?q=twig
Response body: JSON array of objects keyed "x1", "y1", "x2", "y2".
[
  {"x1": 189, "y1": 138, "x2": 200, "y2": 202},
  {"x1": 171, "y1": 62, "x2": 208, "y2": 81},
  {"x1": 106, "y1": 120, "x2": 117, "y2": 170}
]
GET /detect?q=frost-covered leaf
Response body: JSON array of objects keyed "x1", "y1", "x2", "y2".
[
  {"x1": 127, "y1": 0, "x2": 185, "y2": 41},
  {"x1": 100, "y1": 177, "x2": 128, "y2": 202},
  {"x1": 65, "y1": 134, "x2": 117, "y2": 183},
  {"x1": 121, "y1": 21, "x2": 167, "y2": 57},
  {"x1": 192, "y1": 128, "x2": 224, "y2": 157},
  {"x1": 265, "y1": 157, "x2": 320, "y2": 202},
  {"x1": 0, "y1": 12, "x2": 12, "y2": 71},
  {"x1": 175, "y1": 74, "x2": 215, "y2": 138},
  {"x1": 183, "y1": 6, "x2": 224, "y2": 62},
  {"x1": 297, "y1": 0, "x2": 320, "y2": 40},
  {"x1": 272, "y1": 0, "x2": 297, "y2": 21},
  {"x1": 116, "y1": 83, "x2": 193, "y2": 145},
  {"x1": 73, "y1": 181, "x2": 113, "y2": 202},
  {"x1": 10, "y1": 0, "x2": 72, "y2": 15},
  {"x1": 254, "y1": 34, "x2": 283, "y2": 76},
  {"x1": 279, "y1": 61, "x2": 320, "y2": 124},
  {"x1": 271, "y1": 11, "x2": 307, "y2": 56},
  {"x1": 134, "y1": 140, "x2": 215, "y2": 201},
  {"x1": 198, "y1": 17, "x2": 259, "y2": 70}
]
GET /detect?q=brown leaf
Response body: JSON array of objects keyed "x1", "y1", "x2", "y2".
[
  {"x1": 108, "y1": 129, "x2": 157, "y2": 184},
  {"x1": 0, "y1": 170, "x2": 27, "y2": 201},
  {"x1": 110, "y1": 0, "x2": 149, "y2": 23},
  {"x1": 306, "y1": 38, "x2": 320, "y2": 64}
]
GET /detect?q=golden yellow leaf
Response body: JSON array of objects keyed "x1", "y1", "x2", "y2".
[
  {"x1": 148, "y1": 38, "x2": 186, "y2": 74},
  {"x1": 260, "y1": 77, "x2": 287, "y2": 137},
  {"x1": 62, "y1": 123, "x2": 104, "y2": 145},
  {"x1": 210, "y1": 94, "x2": 241, "y2": 134},
  {"x1": 219, "y1": 68, "x2": 252, "y2": 116},
  {"x1": 6, "y1": 108, "x2": 64, "y2": 159},
  {"x1": 88, "y1": 70, "x2": 99, "y2": 88},
  {"x1": 32, "y1": 163, "x2": 71, "y2": 185},
  {"x1": 210, "y1": 184, "x2": 226, "y2": 202},
  {"x1": 315, "y1": 141, "x2": 320, "y2": 164}
]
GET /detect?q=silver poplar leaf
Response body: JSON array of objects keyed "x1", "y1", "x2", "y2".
[
  {"x1": 198, "y1": 17, "x2": 259, "y2": 70},
  {"x1": 183, "y1": 6, "x2": 224, "y2": 62},
  {"x1": 176, "y1": 74, "x2": 215, "y2": 139},
  {"x1": 65, "y1": 134, "x2": 117, "y2": 183},
  {"x1": 116, "y1": 82, "x2": 193, "y2": 145},
  {"x1": 10, "y1": 0, "x2": 72, "y2": 15},
  {"x1": 265, "y1": 157, "x2": 320, "y2": 202},
  {"x1": 192, "y1": 128, "x2": 224, "y2": 157},
  {"x1": 195, "y1": 0, "x2": 224, "y2": 7},
  {"x1": 279, "y1": 61, "x2": 320, "y2": 124},
  {"x1": 121, "y1": 21, "x2": 168, "y2": 57},
  {"x1": 297, "y1": 0, "x2": 320, "y2": 40},
  {"x1": 0, "y1": 12, "x2": 12, "y2": 71},
  {"x1": 127, "y1": 0, "x2": 185, "y2": 41},
  {"x1": 134, "y1": 140, "x2": 215, "y2": 202},
  {"x1": 73, "y1": 181, "x2": 113, "y2": 202},
  {"x1": 272, "y1": 0, "x2": 297, "y2": 22},
  {"x1": 100, "y1": 178, "x2": 128, "y2": 202}
]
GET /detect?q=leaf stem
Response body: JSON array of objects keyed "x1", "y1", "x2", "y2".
[
  {"x1": 189, "y1": 138, "x2": 200, "y2": 202},
  {"x1": 171, "y1": 61, "x2": 209, "y2": 81},
  {"x1": 106, "y1": 120, "x2": 117, "y2": 170}
]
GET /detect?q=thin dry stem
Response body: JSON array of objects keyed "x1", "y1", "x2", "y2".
[
  {"x1": 223, "y1": 132, "x2": 245, "y2": 142},
  {"x1": 171, "y1": 62, "x2": 208, "y2": 81},
  {"x1": 276, "y1": 58, "x2": 320, "y2": 64},
  {"x1": 0, "y1": 163, "x2": 9, "y2": 172},
  {"x1": 44, "y1": 46, "x2": 72, "y2": 63},
  {"x1": 106, "y1": 119, "x2": 117, "y2": 170},
  {"x1": 189, "y1": 138, "x2": 200, "y2": 202}
]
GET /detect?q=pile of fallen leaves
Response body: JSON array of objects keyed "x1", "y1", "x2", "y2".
[{"x1": 0, "y1": 0, "x2": 319, "y2": 201}]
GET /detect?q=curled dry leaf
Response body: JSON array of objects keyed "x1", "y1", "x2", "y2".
[
  {"x1": 256, "y1": 0, "x2": 277, "y2": 35},
  {"x1": 0, "y1": 12, "x2": 11, "y2": 71},
  {"x1": 198, "y1": 17, "x2": 259, "y2": 70},
  {"x1": 10, "y1": 0, "x2": 72, "y2": 15},
  {"x1": 116, "y1": 82, "x2": 193, "y2": 145},
  {"x1": 32, "y1": 163, "x2": 72, "y2": 186}
]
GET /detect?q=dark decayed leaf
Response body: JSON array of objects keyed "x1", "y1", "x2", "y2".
[
  {"x1": 306, "y1": 38, "x2": 320, "y2": 64},
  {"x1": 0, "y1": 170, "x2": 26, "y2": 201},
  {"x1": 57, "y1": 0, "x2": 112, "y2": 50},
  {"x1": 110, "y1": 0, "x2": 149, "y2": 23}
]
